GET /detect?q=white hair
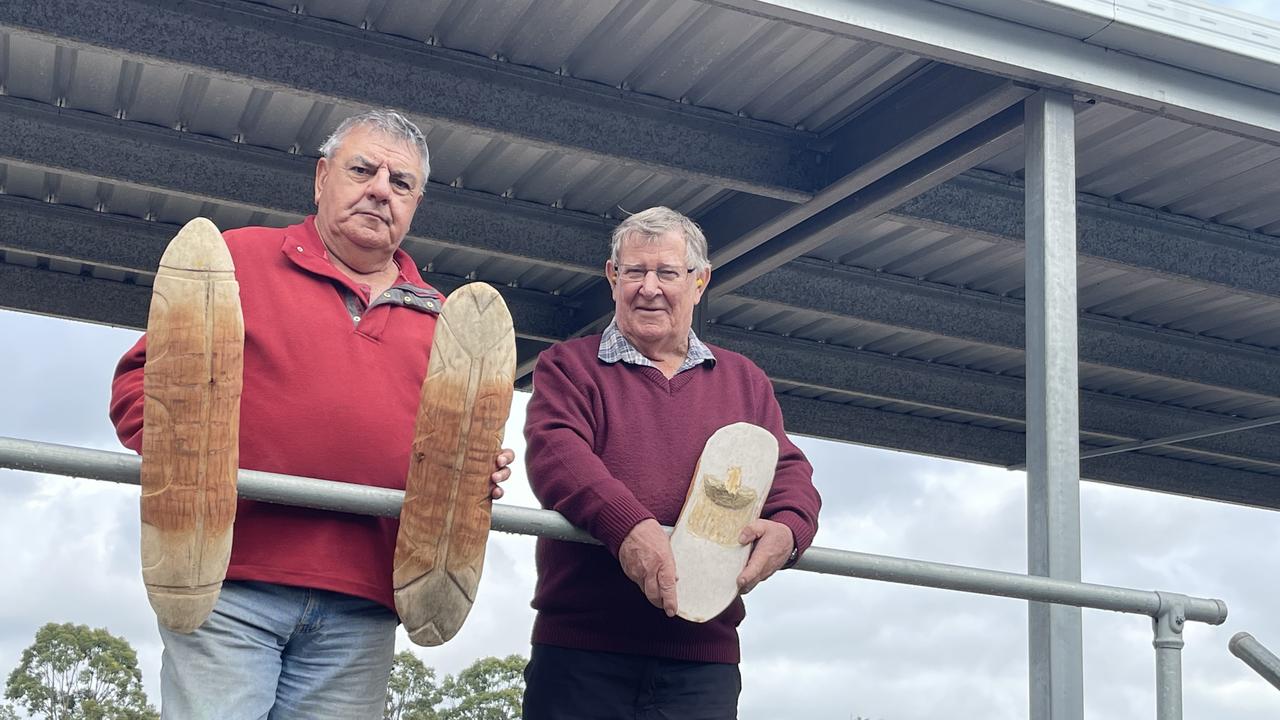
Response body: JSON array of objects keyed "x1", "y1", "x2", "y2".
[
  {"x1": 609, "y1": 206, "x2": 710, "y2": 271},
  {"x1": 318, "y1": 109, "x2": 431, "y2": 188}
]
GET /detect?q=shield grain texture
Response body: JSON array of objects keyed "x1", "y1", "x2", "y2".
[
  {"x1": 670, "y1": 423, "x2": 778, "y2": 623},
  {"x1": 394, "y1": 282, "x2": 515, "y2": 646},
  {"x1": 140, "y1": 217, "x2": 243, "y2": 633}
]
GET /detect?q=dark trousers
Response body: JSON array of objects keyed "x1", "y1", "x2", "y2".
[{"x1": 522, "y1": 643, "x2": 741, "y2": 720}]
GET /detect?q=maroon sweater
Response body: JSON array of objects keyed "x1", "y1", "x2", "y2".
[
  {"x1": 524, "y1": 336, "x2": 821, "y2": 663},
  {"x1": 110, "y1": 217, "x2": 440, "y2": 610}
]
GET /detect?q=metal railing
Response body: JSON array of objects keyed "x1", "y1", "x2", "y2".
[
  {"x1": 1230, "y1": 632, "x2": 1280, "y2": 692},
  {"x1": 0, "y1": 435, "x2": 1229, "y2": 719}
]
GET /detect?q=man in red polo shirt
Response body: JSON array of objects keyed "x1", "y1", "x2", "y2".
[
  {"x1": 522, "y1": 207, "x2": 822, "y2": 719},
  {"x1": 110, "y1": 110, "x2": 513, "y2": 719}
]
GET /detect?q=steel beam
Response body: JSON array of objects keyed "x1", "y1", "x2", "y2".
[
  {"x1": 514, "y1": 339, "x2": 554, "y2": 392},
  {"x1": 552, "y1": 71, "x2": 1028, "y2": 346},
  {"x1": 776, "y1": 393, "x2": 1280, "y2": 507},
  {"x1": 1015, "y1": 414, "x2": 1280, "y2": 470},
  {"x1": 718, "y1": 0, "x2": 1280, "y2": 144},
  {"x1": 424, "y1": 273, "x2": 571, "y2": 344},
  {"x1": 531, "y1": 244, "x2": 1280, "y2": 394},
  {"x1": 0, "y1": 97, "x2": 612, "y2": 275},
  {"x1": 705, "y1": 65, "x2": 1030, "y2": 270},
  {"x1": 1024, "y1": 90, "x2": 1082, "y2": 720},
  {"x1": 703, "y1": 325, "x2": 1280, "y2": 470},
  {"x1": 0, "y1": 263, "x2": 151, "y2": 328},
  {"x1": 705, "y1": 102, "x2": 1027, "y2": 296},
  {"x1": 887, "y1": 171, "x2": 1280, "y2": 302},
  {"x1": 0, "y1": 0, "x2": 822, "y2": 200},
  {"x1": 0, "y1": 240, "x2": 570, "y2": 340},
  {"x1": 732, "y1": 260, "x2": 1280, "y2": 402},
  {"x1": 0, "y1": 195, "x2": 174, "y2": 273}
]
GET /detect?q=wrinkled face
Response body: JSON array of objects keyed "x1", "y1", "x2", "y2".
[
  {"x1": 313, "y1": 124, "x2": 424, "y2": 255},
  {"x1": 607, "y1": 230, "x2": 709, "y2": 352}
]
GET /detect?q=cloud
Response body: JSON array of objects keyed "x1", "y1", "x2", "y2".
[{"x1": 0, "y1": 310, "x2": 140, "y2": 450}]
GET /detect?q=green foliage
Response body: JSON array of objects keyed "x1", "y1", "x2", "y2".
[
  {"x1": 4, "y1": 622, "x2": 157, "y2": 720},
  {"x1": 0, "y1": 703, "x2": 19, "y2": 720},
  {"x1": 439, "y1": 655, "x2": 524, "y2": 720},
  {"x1": 384, "y1": 651, "x2": 443, "y2": 720},
  {"x1": 384, "y1": 653, "x2": 526, "y2": 720}
]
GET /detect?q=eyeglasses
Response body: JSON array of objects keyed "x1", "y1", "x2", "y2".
[{"x1": 616, "y1": 265, "x2": 695, "y2": 285}]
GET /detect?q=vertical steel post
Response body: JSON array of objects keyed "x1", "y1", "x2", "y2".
[
  {"x1": 1153, "y1": 593, "x2": 1186, "y2": 720},
  {"x1": 1024, "y1": 90, "x2": 1083, "y2": 720}
]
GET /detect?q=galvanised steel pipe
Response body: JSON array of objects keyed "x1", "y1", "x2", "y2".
[
  {"x1": 1153, "y1": 595, "x2": 1188, "y2": 720},
  {"x1": 0, "y1": 436, "x2": 597, "y2": 545},
  {"x1": 1229, "y1": 632, "x2": 1280, "y2": 692},
  {"x1": 798, "y1": 547, "x2": 1225, "y2": 625},
  {"x1": 0, "y1": 436, "x2": 1228, "y2": 626}
]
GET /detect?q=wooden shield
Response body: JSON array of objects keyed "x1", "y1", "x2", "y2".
[
  {"x1": 140, "y1": 217, "x2": 243, "y2": 633},
  {"x1": 394, "y1": 282, "x2": 515, "y2": 646}
]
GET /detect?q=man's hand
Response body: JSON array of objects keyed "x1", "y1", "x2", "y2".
[
  {"x1": 618, "y1": 519, "x2": 678, "y2": 617},
  {"x1": 737, "y1": 519, "x2": 794, "y2": 594},
  {"x1": 488, "y1": 448, "x2": 515, "y2": 500}
]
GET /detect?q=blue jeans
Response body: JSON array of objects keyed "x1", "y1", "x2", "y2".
[{"x1": 157, "y1": 580, "x2": 398, "y2": 720}]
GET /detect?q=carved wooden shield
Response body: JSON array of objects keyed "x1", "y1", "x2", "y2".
[
  {"x1": 670, "y1": 422, "x2": 778, "y2": 623},
  {"x1": 394, "y1": 282, "x2": 515, "y2": 646},
  {"x1": 140, "y1": 217, "x2": 243, "y2": 633}
]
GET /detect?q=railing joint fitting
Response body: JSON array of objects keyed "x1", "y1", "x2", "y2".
[{"x1": 1153, "y1": 591, "x2": 1188, "y2": 650}]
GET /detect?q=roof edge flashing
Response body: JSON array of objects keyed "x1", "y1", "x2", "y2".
[
  {"x1": 933, "y1": 0, "x2": 1115, "y2": 40},
  {"x1": 1096, "y1": 0, "x2": 1280, "y2": 94},
  {"x1": 938, "y1": 0, "x2": 1280, "y2": 93}
]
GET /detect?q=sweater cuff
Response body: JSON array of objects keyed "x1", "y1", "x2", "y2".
[
  {"x1": 766, "y1": 509, "x2": 816, "y2": 562},
  {"x1": 593, "y1": 496, "x2": 657, "y2": 558}
]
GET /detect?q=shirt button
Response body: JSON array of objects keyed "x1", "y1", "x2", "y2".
[
  {"x1": 403, "y1": 296, "x2": 412, "y2": 304},
  {"x1": 353, "y1": 315, "x2": 361, "y2": 322},
  {"x1": 295, "y1": 246, "x2": 304, "y2": 253},
  {"x1": 383, "y1": 292, "x2": 391, "y2": 298}
]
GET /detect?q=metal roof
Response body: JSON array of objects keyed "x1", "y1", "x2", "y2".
[{"x1": 4, "y1": 0, "x2": 1280, "y2": 509}]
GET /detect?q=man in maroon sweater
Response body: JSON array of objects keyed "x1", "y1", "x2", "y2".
[
  {"x1": 523, "y1": 206, "x2": 822, "y2": 718},
  {"x1": 110, "y1": 110, "x2": 513, "y2": 719}
]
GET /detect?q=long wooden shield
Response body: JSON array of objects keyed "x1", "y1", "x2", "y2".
[
  {"x1": 394, "y1": 282, "x2": 515, "y2": 646},
  {"x1": 140, "y1": 217, "x2": 243, "y2": 633}
]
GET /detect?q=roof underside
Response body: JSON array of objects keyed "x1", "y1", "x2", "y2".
[{"x1": 5, "y1": 0, "x2": 1280, "y2": 509}]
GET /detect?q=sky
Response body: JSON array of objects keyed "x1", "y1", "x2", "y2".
[{"x1": 4, "y1": 0, "x2": 1280, "y2": 718}]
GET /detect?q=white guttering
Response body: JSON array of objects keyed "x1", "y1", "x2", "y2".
[{"x1": 941, "y1": 0, "x2": 1280, "y2": 93}]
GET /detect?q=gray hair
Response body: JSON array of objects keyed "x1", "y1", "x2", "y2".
[
  {"x1": 609, "y1": 207, "x2": 711, "y2": 272},
  {"x1": 318, "y1": 109, "x2": 431, "y2": 189}
]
